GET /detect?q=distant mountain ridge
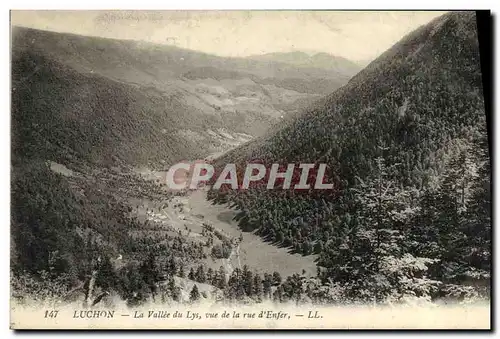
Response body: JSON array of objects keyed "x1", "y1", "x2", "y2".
[
  {"x1": 12, "y1": 26, "x2": 353, "y2": 94},
  {"x1": 11, "y1": 26, "x2": 357, "y2": 169},
  {"x1": 249, "y1": 51, "x2": 361, "y2": 77}
]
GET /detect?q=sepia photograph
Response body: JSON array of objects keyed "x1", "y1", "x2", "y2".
[{"x1": 8, "y1": 9, "x2": 492, "y2": 330}]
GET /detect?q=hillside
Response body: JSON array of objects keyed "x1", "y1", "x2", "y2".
[
  {"x1": 12, "y1": 50, "x2": 206, "y2": 168},
  {"x1": 208, "y1": 11, "x2": 491, "y2": 302}
]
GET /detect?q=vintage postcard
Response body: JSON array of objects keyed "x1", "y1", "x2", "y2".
[{"x1": 9, "y1": 10, "x2": 491, "y2": 329}]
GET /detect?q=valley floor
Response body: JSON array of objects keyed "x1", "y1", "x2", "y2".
[
  {"x1": 131, "y1": 183, "x2": 317, "y2": 278},
  {"x1": 128, "y1": 142, "x2": 317, "y2": 278},
  {"x1": 187, "y1": 189, "x2": 317, "y2": 277}
]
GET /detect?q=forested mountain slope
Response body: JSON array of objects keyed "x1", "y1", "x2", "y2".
[
  {"x1": 209, "y1": 11, "x2": 490, "y2": 302},
  {"x1": 11, "y1": 51, "x2": 208, "y2": 168}
]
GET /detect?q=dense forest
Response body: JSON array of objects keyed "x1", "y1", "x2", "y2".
[
  {"x1": 208, "y1": 11, "x2": 491, "y2": 303},
  {"x1": 10, "y1": 161, "x2": 328, "y2": 306}
]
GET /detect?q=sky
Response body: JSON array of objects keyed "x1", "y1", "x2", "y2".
[{"x1": 11, "y1": 10, "x2": 447, "y2": 63}]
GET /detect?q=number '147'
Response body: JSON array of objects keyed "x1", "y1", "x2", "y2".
[{"x1": 44, "y1": 310, "x2": 59, "y2": 318}]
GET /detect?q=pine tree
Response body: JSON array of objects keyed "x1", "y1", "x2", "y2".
[
  {"x1": 96, "y1": 255, "x2": 117, "y2": 291},
  {"x1": 242, "y1": 265, "x2": 253, "y2": 297},
  {"x1": 168, "y1": 256, "x2": 177, "y2": 275},
  {"x1": 188, "y1": 267, "x2": 195, "y2": 280},
  {"x1": 263, "y1": 273, "x2": 272, "y2": 299},
  {"x1": 195, "y1": 265, "x2": 206, "y2": 283},
  {"x1": 272, "y1": 271, "x2": 282, "y2": 286},
  {"x1": 272, "y1": 285, "x2": 284, "y2": 303},
  {"x1": 314, "y1": 240, "x2": 324, "y2": 254},
  {"x1": 253, "y1": 274, "x2": 263, "y2": 300},
  {"x1": 302, "y1": 240, "x2": 312, "y2": 256},
  {"x1": 139, "y1": 252, "x2": 160, "y2": 300},
  {"x1": 281, "y1": 274, "x2": 305, "y2": 305},
  {"x1": 189, "y1": 284, "x2": 200, "y2": 302},
  {"x1": 466, "y1": 145, "x2": 491, "y2": 278},
  {"x1": 217, "y1": 266, "x2": 227, "y2": 290},
  {"x1": 207, "y1": 268, "x2": 214, "y2": 283},
  {"x1": 318, "y1": 152, "x2": 430, "y2": 302}
]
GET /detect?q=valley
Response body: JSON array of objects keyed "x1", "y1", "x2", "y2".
[
  {"x1": 10, "y1": 27, "x2": 354, "y2": 286},
  {"x1": 10, "y1": 11, "x2": 491, "y2": 310},
  {"x1": 135, "y1": 186, "x2": 317, "y2": 278}
]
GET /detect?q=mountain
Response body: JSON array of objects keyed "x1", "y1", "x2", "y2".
[
  {"x1": 11, "y1": 27, "x2": 356, "y2": 169},
  {"x1": 250, "y1": 51, "x2": 361, "y2": 77},
  {"x1": 11, "y1": 12, "x2": 490, "y2": 307},
  {"x1": 12, "y1": 26, "x2": 351, "y2": 94},
  {"x1": 11, "y1": 25, "x2": 348, "y2": 304},
  {"x1": 208, "y1": 11, "x2": 490, "y2": 302}
]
